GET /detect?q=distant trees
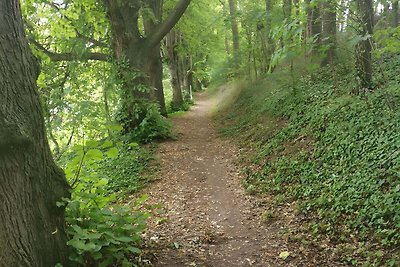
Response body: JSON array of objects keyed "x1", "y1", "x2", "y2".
[
  {"x1": 218, "y1": 0, "x2": 400, "y2": 91},
  {"x1": 0, "y1": 0, "x2": 70, "y2": 265}
]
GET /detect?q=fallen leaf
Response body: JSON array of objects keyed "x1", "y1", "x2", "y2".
[{"x1": 279, "y1": 251, "x2": 290, "y2": 260}]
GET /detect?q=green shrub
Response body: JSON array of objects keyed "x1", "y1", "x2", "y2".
[
  {"x1": 130, "y1": 104, "x2": 172, "y2": 143},
  {"x1": 101, "y1": 143, "x2": 154, "y2": 195},
  {"x1": 59, "y1": 139, "x2": 151, "y2": 266}
]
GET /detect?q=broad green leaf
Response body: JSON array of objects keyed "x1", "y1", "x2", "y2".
[{"x1": 106, "y1": 147, "x2": 119, "y2": 158}]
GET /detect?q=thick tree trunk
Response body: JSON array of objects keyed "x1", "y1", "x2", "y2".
[
  {"x1": 104, "y1": 0, "x2": 191, "y2": 130},
  {"x1": 0, "y1": 1, "x2": 70, "y2": 266},
  {"x1": 144, "y1": 44, "x2": 167, "y2": 116},
  {"x1": 144, "y1": 0, "x2": 167, "y2": 116},
  {"x1": 355, "y1": 0, "x2": 374, "y2": 91},
  {"x1": 104, "y1": 0, "x2": 149, "y2": 130},
  {"x1": 166, "y1": 30, "x2": 184, "y2": 110},
  {"x1": 321, "y1": 0, "x2": 337, "y2": 66}
]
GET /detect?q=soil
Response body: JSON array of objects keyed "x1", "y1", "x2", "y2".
[{"x1": 143, "y1": 92, "x2": 346, "y2": 267}]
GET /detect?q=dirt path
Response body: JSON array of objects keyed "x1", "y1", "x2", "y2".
[{"x1": 143, "y1": 92, "x2": 342, "y2": 267}]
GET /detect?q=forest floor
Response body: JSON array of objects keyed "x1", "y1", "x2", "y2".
[{"x1": 142, "y1": 92, "x2": 345, "y2": 267}]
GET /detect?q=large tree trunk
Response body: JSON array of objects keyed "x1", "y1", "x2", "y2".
[
  {"x1": 104, "y1": 0, "x2": 191, "y2": 131},
  {"x1": 355, "y1": 0, "x2": 374, "y2": 91},
  {"x1": 0, "y1": 1, "x2": 70, "y2": 266},
  {"x1": 104, "y1": 0, "x2": 149, "y2": 130},
  {"x1": 166, "y1": 29, "x2": 184, "y2": 110},
  {"x1": 144, "y1": 0, "x2": 167, "y2": 116},
  {"x1": 321, "y1": 0, "x2": 337, "y2": 66}
]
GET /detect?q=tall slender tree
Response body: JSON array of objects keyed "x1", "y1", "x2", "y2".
[
  {"x1": 306, "y1": 0, "x2": 322, "y2": 54},
  {"x1": 228, "y1": 0, "x2": 240, "y2": 72},
  {"x1": 0, "y1": 0, "x2": 70, "y2": 265},
  {"x1": 393, "y1": 0, "x2": 399, "y2": 26},
  {"x1": 166, "y1": 29, "x2": 184, "y2": 109},
  {"x1": 321, "y1": 0, "x2": 337, "y2": 65},
  {"x1": 265, "y1": 0, "x2": 275, "y2": 70},
  {"x1": 355, "y1": 0, "x2": 374, "y2": 91}
]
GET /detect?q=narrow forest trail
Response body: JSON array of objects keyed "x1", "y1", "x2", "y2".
[{"x1": 143, "y1": 92, "x2": 341, "y2": 267}]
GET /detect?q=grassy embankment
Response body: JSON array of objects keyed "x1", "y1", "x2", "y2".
[{"x1": 214, "y1": 55, "x2": 400, "y2": 266}]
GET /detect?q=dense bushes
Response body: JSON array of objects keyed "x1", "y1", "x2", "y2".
[{"x1": 219, "y1": 56, "x2": 400, "y2": 266}]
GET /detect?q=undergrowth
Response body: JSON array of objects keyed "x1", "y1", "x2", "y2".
[
  {"x1": 58, "y1": 137, "x2": 155, "y2": 266},
  {"x1": 218, "y1": 55, "x2": 400, "y2": 266}
]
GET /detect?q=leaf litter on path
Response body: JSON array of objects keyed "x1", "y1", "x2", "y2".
[{"x1": 141, "y1": 92, "x2": 347, "y2": 267}]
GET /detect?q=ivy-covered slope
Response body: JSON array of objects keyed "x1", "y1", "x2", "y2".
[{"x1": 218, "y1": 55, "x2": 400, "y2": 266}]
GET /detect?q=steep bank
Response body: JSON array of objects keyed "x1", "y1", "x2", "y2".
[{"x1": 215, "y1": 59, "x2": 400, "y2": 266}]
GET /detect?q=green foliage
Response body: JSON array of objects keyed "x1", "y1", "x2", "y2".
[
  {"x1": 64, "y1": 196, "x2": 149, "y2": 267},
  {"x1": 128, "y1": 104, "x2": 172, "y2": 143},
  {"x1": 58, "y1": 139, "x2": 152, "y2": 266},
  {"x1": 101, "y1": 143, "x2": 155, "y2": 194},
  {"x1": 219, "y1": 56, "x2": 400, "y2": 265},
  {"x1": 375, "y1": 26, "x2": 400, "y2": 56},
  {"x1": 268, "y1": 18, "x2": 303, "y2": 72}
]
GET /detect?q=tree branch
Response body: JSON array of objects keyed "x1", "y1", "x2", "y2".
[
  {"x1": 29, "y1": 38, "x2": 108, "y2": 62},
  {"x1": 45, "y1": 0, "x2": 108, "y2": 48},
  {"x1": 146, "y1": 0, "x2": 192, "y2": 48}
]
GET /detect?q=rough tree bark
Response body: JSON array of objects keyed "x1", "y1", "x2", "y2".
[
  {"x1": 104, "y1": 0, "x2": 191, "y2": 130},
  {"x1": 0, "y1": 1, "x2": 70, "y2": 266},
  {"x1": 355, "y1": 0, "x2": 374, "y2": 91},
  {"x1": 321, "y1": 0, "x2": 337, "y2": 66},
  {"x1": 144, "y1": 0, "x2": 167, "y2": 116}
]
